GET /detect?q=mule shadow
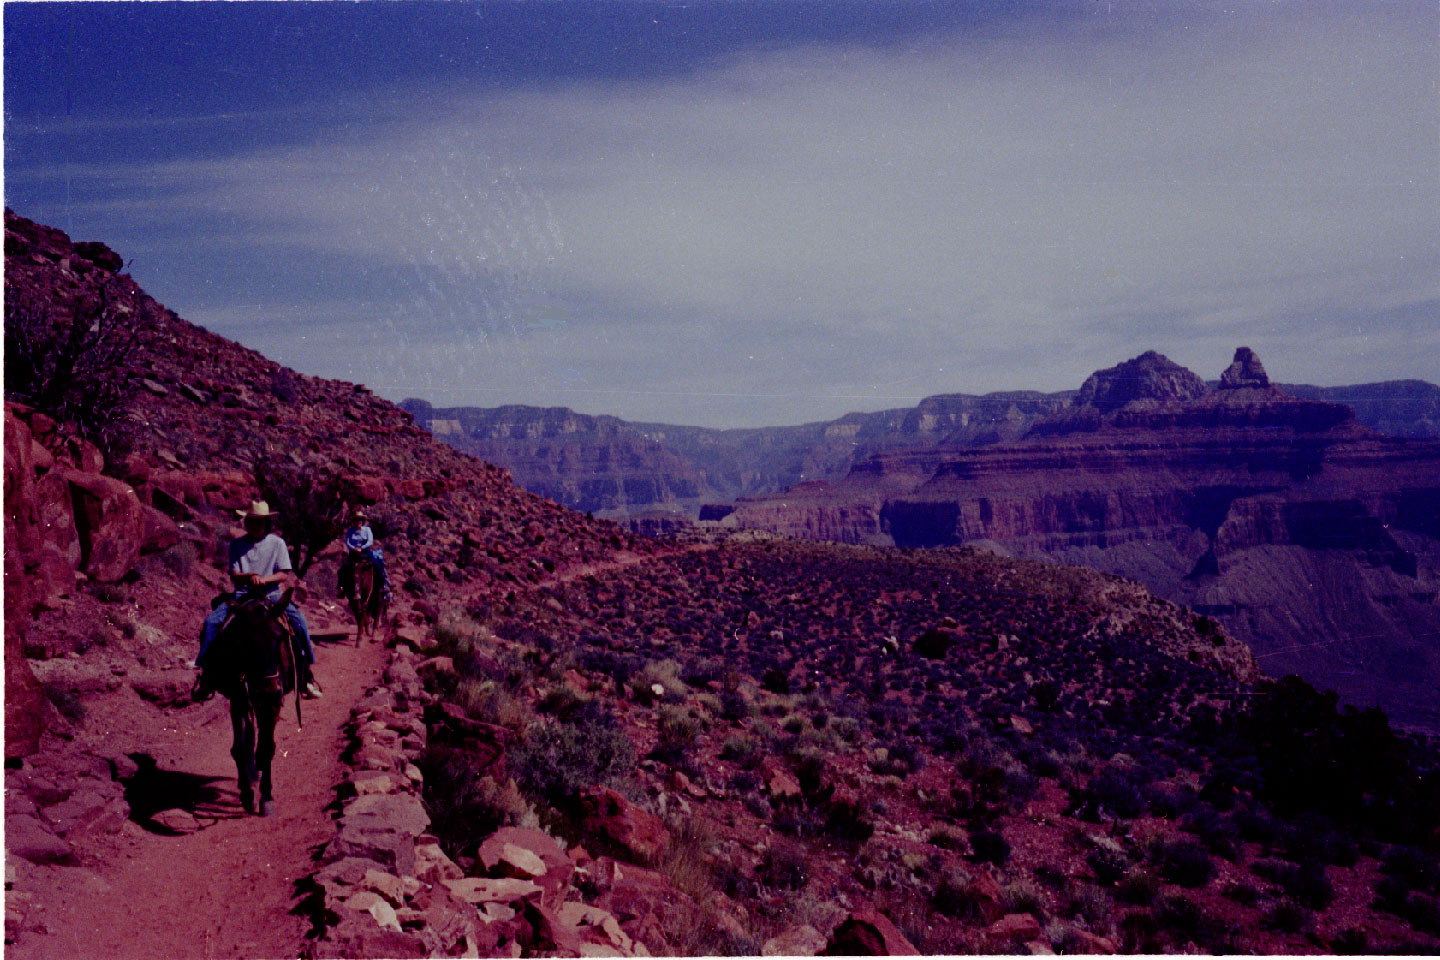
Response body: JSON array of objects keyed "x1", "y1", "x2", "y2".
[{"x1": 123, "y1": 752, "x2": 246, "y2": 832}]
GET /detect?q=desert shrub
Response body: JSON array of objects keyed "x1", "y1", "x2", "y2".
[
  {"x1": 719, "y1": 735, "x2": 761, "y2": 769},
  {"x1": 631, "y1": 659, "x2": 687, "y2": 704},
  {"x1": 1261, "y1": 899, "x2": 1312, "y2": 934},
  {"x1": 1233, "y1": 675, "x2": 1440, "y2": 844},
  {"x1": 420, "y1": 742, "x2": 535, "y2": 858},
  {"x1": 1152, "y1": 839, "x2": 1214, "y2": 888},
  {"x1": 451, "y1": 678, "x2": 530, "y2": 729},
  {"x1": 1223, "y1": 880, "x2": 1261, "y2": 906},
  {"x1": 1183, "y1": 807, "x2": 1240, "y2": 861},
  {"x1": 760, "y1": 667, "x2": 791, "y2": 695},
  {"x1": 157, "y1": 540, "x2": 199, "y2": 578},
  {"x1": 869, "y1": 740, "x2": 924, "y2": 778},
  {"x1": 536, "y1": 684, "x2": 586, "y2": 718},
  {"x1": 1087, "y1": 847, "x2": 1129, "y2": 886},
  {"x1": 1115, "y1": 869, "x2": 1162, "y2": 906},
  {"x1": 1119, "y1": 909, "x2": 1162, "y2": 954},
  {"x1": 757, "y1": 839, "x2": 808, "y2": 890},
  {"x1": 969, "y1": 828, "x2": 1010, "y2": 866},
  {"x1": 1401, "y1": 892, "x2": 1440, "y2": 934},
  {"x1": 1251, "y1": 858, "x2": 1333, "y2": 910},
  {"x1": 1381, "y1": 843, "x2": 1440, "y2": 892},
  {"x1": 577, "y1": 648, "x2": 643, "y2": 687},
  {"x1": 718, "y1": 689, "x2": 751, "y2": 721},
  {"x1": 931, "y1": 868, "x2": 992, "y2": 923},
  {"x1": 5, "y1": 281, "x2": 148, "y2": 456},
  {"x1": 1234, "y1": 806, "x2": 1278, "y2": 844},
  {"x1": 254, "y1": 456, "x2": 348, "y2": 575},
  {"x1": 1002, "y1": 880, "x2": 1047, "y2": 918},
  {"x1": 1155, "y1": 893, "x2": 1207, "y2": 941},
  {"x1": 511, "y1": 702, "x2": 634, "y2": 804},
  {"x1": 1329, "y1": 927, "x2": 1368, "y2": 955},
  {"x1": 1070, "y1": 767, "x2": 1147, "y2": 821},
  {"x1": 928, "y1": 823, "x2": 967, "y2": 851},
  {"x1": 652, "y1": 706, "x2": 703, "y2": 768},
  {"x1": 1067, "y1": 885, "x2": 1114, "y2": 933}
]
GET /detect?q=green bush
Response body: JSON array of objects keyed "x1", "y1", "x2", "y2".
[
  {"x1": 419, "y1": 742, "x2": 535, "y2": 858},
  {"x1": 757, "y1": 839, "x2": 808, "y2": 890},
  {"x1": 511, "y1": 702, "x2": 634, "y2": 805}
]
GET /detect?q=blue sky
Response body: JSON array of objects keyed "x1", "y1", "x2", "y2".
[{"x1": 6, "y1": 1, "x2": 1437, "y2": 427}]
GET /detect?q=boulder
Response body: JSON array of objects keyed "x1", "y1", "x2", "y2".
[
  {"x1": 342, "y1": 890, "x2": 402, "y2": 932},
  {"x1": 986, "y1": 912, "x2": 1043, "y2": 944},
  {"x1": 1072, "y1": 930, "x2": 1118, "y2": 954},
  {"x1": 5, "y1": 814, "x2": 75, "y2": 865},
  {"x1": 5, "y1": 630, "x2": 49, "y2": 760},
  {"x1": 822, "y1": 908, "x2": 917, "y2": 956},
  {"x1": 441, "y1": 876, "x2": 544, "y2": 905},
  {"x1": 66, "y1": 470, "x2": 145, "y2": 582},
  {"x1": 138, "y1": 504, "x2": 181, "y2": 554},
  {"x1": 312, "y1": 917, "x2": 427, "y2": 959},
  {"x1": 478, "y1": 826, "x2": 575, "y2": 908},
  {"x1": 342, "y1": 792, "x2": 430, "y2": 836},
  {"x1": 34, "y1": 471, "x2": 80, "y2": 569},
  {"x1": 40, "y1": 781, "x2": 127, "y2": 838},
  {"x1": 764, "y1": 924, "x2": 827, "y2": 956},
  {"x1": 579, "y1": 787, "x2": 670, "y2": 863}
]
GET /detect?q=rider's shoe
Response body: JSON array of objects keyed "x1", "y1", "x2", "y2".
[
  {"x1": 191, "y1": 673, "x2": 216, "y2": 703},
  {"x1": 304, "y1": 680, "x2": 323, "y2": 699}
]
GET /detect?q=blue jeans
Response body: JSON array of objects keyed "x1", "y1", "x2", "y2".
[{"x1": 197, "y1": 596, "x2": 314, "y2": 668}]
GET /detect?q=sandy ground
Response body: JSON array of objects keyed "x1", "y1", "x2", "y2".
[{"x1": 11, "y1": 629, "x2": 389, "y2": 960}]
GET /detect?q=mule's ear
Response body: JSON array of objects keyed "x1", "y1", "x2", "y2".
[{"x1": 270, "y1": 587, "x2": 295, "y2": 619}]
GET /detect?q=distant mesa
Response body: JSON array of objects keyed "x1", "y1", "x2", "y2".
[{"x1": 1073, "y1": 349, "x2": 1208, "y2": 412}]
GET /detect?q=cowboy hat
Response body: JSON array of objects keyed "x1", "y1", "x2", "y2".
[
  {"x1": 349, "y1": 507, "x2": 370, "y2": 521},
  {"x1": 236, "y1": 500, "x2": 279, "y2": 520}
]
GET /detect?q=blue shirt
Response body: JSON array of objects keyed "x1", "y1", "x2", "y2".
[{"x1": 344, "y1": 524, "x2": 375, "y2": 551}]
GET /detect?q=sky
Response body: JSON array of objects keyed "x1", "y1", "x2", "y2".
[{"x1": 5, "y1": 1, "x2": 1437, "y2": 428}]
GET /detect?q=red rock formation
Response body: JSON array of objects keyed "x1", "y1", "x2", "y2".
[{"x1": 730, "y1": 350, "x2": 1440, "y2": 730}]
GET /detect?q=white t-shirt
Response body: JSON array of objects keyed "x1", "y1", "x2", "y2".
[{"x1": 228, "y1": 532, "x2": 293, "y2": 578}]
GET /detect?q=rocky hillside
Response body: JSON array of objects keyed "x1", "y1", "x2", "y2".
[{"x1": 725, "y1": 348, "x2": 1440, "y2": 734}]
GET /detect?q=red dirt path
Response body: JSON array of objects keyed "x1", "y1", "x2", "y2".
[{"x1": 11, "y1": 632, "x2": 388, "y2": 960}]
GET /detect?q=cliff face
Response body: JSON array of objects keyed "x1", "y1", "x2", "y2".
[
  {"x1": 405, "y1": 404, "x2": 715, "y2": 514},
  {"x1": 730, "y1": 349, "x2": 1440, "y2": 731}
]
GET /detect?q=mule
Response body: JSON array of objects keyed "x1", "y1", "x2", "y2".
[
  {"x1": 349, "y1": 561, "x2": 387, "y2": 645},
  {"x1": 207, "y1": 589, "x2": 302, "y2": 816}
]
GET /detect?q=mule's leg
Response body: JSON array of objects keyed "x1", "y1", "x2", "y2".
[
  {"x1": 256, "y1": 698, "x2": 281, "y2": 817},
  {"x1": 230, "y1": 696, "x2": 257, "y2": 814}
]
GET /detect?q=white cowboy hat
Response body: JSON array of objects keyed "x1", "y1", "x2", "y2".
[{"x1": 236, "y1": 500, "x2": 279, "y2": 520}]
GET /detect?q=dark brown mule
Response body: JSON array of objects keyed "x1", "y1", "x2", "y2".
[
  {"x1": 349, "y1": 562, "x2": 387, "y2": 645},
  {"x1": 207, "y1": 589, "x2": 301, "y2": 816}
]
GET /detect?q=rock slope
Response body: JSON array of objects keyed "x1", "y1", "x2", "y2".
[{"x1": 728, "y1": 349, "x2": 1440, "y2": 732}]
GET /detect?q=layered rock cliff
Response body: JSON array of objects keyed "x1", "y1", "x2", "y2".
[{"x1": 729, "y1": 349, "x2": 1440, "y2": 731}]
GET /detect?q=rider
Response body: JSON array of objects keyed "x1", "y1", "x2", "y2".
[
  {"x1": 192, "y1": 501, "x2": 322, "y2": 701},
  {"x1": 337, "y1": 507, "x2": 391, "y2": 603}
]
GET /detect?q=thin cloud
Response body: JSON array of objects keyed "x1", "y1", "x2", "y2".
[{"x1": 16, "y1": 4, "x2": 1437, "y2": 426}]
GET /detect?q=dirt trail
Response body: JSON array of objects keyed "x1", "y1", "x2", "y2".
[
  {"x1": 12, "y1": 630, "x2": 388, "y2": 960},
  {"x1": 11, "y1": 546, "x2": 694, "y2": 960}
]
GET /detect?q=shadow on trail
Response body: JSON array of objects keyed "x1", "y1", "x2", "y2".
[{"x1": 124, "y1": 753, "x2": 240, "y2": 832}]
